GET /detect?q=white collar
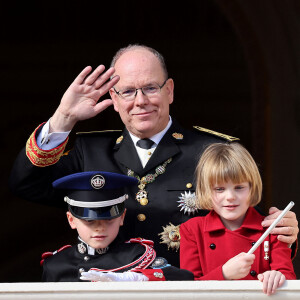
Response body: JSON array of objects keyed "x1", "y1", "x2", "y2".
[{"x1": 78, "y1": 236, "x2": 109, "y2": 255}]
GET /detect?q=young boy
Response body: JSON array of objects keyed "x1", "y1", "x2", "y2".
[{"x1": 41, "y1": 171, "x2": 193, "y2": 282}]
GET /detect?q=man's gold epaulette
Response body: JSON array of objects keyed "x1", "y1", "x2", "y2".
[
  {"x1": 76, "y1": 130, "x2": 122, "y2": 135},
  {"x1": 26, "y1": 123, "x2": 69, "y2": 167},
  {"x1": 193, "y1": 126, "x2": 239, "y2": 142}
]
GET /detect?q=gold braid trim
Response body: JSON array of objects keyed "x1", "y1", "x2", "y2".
[
  {"x1": 26, "y1": 123, "x2": 69, "y2": 167},
  {"x1": 193, "y1": 126, "x2": 239, "y2": 142}
]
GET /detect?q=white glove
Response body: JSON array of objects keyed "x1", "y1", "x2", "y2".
[{"x1": 80, "y1": 270, "x2": 149, "y2": 282}]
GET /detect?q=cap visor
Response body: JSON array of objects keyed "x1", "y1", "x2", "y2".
[{"x1": 69, "y1": 202, "x2": 125, "y2": 220}]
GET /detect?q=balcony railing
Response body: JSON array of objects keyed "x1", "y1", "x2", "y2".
[{"x1": 0, "y1": 280, "x2": 299, "y2": 299}]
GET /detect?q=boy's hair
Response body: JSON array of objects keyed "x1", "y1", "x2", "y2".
[{"x1": 195, "y1": 143, "x2": 262, "y2": 210}]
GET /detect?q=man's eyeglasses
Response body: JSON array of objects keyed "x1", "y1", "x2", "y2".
[{"x1": 113, "y1": 79, "x2": 168, "y2": 101}]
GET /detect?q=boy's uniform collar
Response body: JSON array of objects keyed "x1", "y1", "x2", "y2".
[{"x1": 77, "y1": 236, "x2": 109, "y2": 256}]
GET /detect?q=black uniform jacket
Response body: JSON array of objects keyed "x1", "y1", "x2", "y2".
[
  {"x1": 10, "y1": 120, "x2": 232, "y2": 267},
  {"x1": 42, "y1": 237, "x2": 194, "y2": 282}
]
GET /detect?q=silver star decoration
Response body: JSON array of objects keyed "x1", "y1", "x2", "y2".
[{"x1": 177, "y1": 191, "x2": 199, "y2": 215}]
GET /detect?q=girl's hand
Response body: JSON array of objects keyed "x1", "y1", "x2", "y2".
[
  {"x1": 257, "y1": 270, "x2": 286, "y2": 295},
  {"x1": 222, "y1": 252, "x2": 255, "y2": 280}
]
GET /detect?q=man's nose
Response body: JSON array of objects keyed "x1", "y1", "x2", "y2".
[{"x1": 134, "y1": 89, "x2": 149, "y2": 105}]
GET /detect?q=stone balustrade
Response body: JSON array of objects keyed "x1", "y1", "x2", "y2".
[{"x1": 0, "y1": 280, "x2": 299, "y2": 299}]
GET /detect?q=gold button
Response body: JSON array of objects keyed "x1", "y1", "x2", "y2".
[
  {"x1": 186, "y1": 183, "x2": 192, "y2": 189},
  {"x1": 140, "y1": 198, "x2": 148, "y2": 206},
  {"x1": 148, "y1": 151, "x2": 152, "y2": 155},
  {"x1": 137, "y1": 214, "x2": 146, "y2": 221}
]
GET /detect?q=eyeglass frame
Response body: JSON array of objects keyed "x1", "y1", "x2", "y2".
[{"x1": 113, "y1": 78, "x2": 169, "y2": 101}]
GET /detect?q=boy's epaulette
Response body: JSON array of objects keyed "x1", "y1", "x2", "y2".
[
  {"x1": 193, "y1": 126, "x2": 239, "y2": 142},
  {"x1": 76, "y1": 130, "x2": 122, "y2": 135},
  {"x1": 40, "y1": 245, "x2": 72, "y2": 266}
]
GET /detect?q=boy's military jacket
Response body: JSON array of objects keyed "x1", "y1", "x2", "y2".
[
  {"x1": 42, "y1": 237, "x2": 193, "y2": 282},
  {"x1": 10, "y1": 120, "x2": 237, "y2": 267},
  {"x1": 180, "y1": 207, "x2": 296, "y2": 280}
]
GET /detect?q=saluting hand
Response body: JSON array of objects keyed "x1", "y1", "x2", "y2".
[
  {"x1": 222, "y1": 252, "x2": 255, "y2": 280},
  {"x1": 50, "y1": 65, "x2": 120, "y2": 132}
]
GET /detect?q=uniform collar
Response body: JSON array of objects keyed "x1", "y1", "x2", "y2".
[
  {"x1": 128, "y1": 116, "x2": 173, "y2": 147},
  {"x1": 113, "y1": 118, "x2": 184, "y2": 175},
  {"x1": 77, "y1": 236, "x2": 109, "y2": 256},
  {"x1": 205, "y1": 207, "x2": 264, "y2": 232}
]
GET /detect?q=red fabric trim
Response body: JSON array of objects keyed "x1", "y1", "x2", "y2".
[
  {"x1": 40, "y1": 244, "x2": 72, "y2": 266},
  {"x1": 90, "y1": 239, "x2": 156, "y2": 273},
  {"x1": 138, "y1": 269, "x2": 166, "y2": 281},
  {"x1": 26, "y1": 123, "x2": 69, "y2": 167}
]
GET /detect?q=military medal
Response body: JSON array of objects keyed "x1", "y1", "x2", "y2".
[
  {"x1": 128, "y1": 158, "x2": 172, "y2": 206},
  {"x1": 177, "y1": 191, "x2": 199, "y2": 215},
  {"x1": 151, "y1": 257, "x2": 169, "y2": 269},
  {"x1": 136, "y1": 183, "x2": 148, "y2": 206},
  {"x1": 159, "y1": 222, "x2": 181, "y2": 251},
  {"x1": 264, "y1": 241, "x2": 269, "y2": 260}
]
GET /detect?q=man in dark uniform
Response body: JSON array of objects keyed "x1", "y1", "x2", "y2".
[
  {"x1": 10, "y1": 44, "x2": 299, "y2": 268},
  {"x1": 42, "y1": 171, "x2": 193, "y2": 282}
]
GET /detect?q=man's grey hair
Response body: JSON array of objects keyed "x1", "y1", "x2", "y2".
[{"x1": 110, "y1": 44, "x2": 168, "y2": 79}]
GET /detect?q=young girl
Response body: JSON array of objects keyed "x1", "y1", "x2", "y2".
[{"x1": 180, "y1": 143, "x2": 296, "y2": 295}]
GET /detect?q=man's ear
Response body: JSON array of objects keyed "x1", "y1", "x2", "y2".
[
  {"x1": 66, "y1": 211, "x2": 77, "y2": 229},
  {"x1": 109, "y1": 89, "x2": 120, "y2": 112},
  {"x1": 165, "y1": 78, "x2": 174, "y2": 105}
]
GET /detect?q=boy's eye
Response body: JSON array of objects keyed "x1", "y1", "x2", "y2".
[{"x1": 85, "y1": 220, "x2": 95, "y2": 224}]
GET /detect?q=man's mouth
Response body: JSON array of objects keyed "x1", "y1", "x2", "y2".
[{"x1": 133, "y1": 111, "x2": 153, "y2": 116}]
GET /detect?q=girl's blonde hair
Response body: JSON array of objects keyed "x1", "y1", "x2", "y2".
[{"x1": 196, "y1": 143, "x2": 262, "y2": 210}]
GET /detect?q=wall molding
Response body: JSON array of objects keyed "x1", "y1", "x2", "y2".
[{"x1": 0, "y1": 280, "x2": 299, "y2": 299}]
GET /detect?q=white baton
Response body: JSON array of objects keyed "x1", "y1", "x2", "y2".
[{"x1": 247, "y1": 201, "x2": 295, "y2": 254}]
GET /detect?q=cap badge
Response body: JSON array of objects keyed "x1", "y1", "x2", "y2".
[
  {"x1": 172, "y1": 132, "x2": 183, "y2": 140},
  {"x1": 177, "y1": 191, "x2": 199, "y2": 215},
  {"x1": 159, "y1": 223, "x2": 181, "y2": 251},
  {"x1": 116, "y1": 135, "x2": 123, "y2": 144},
  {"x1": 90, "y1": 174, "x2": 105, "y2": 189}
]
